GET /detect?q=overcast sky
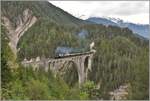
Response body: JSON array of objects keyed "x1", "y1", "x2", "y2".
[{"x1": 49, "y1": 1, "x2": 149, "y2": 24}]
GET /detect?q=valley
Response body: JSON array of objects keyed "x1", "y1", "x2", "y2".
[{"x1": 1, "y1": 1, "x2": 149, "y2": 100}]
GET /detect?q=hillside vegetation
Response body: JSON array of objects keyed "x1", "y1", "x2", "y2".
[{"x1": 1, "y1": 1, "x2": 149, "y2": 100}]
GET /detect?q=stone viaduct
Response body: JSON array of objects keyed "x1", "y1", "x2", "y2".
[{"x1": 22, "y1": 50, "x2": 96, "y2": 86}]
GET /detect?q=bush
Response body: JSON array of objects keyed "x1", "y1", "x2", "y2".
[{"x1": 25, "y1": 79, "x2": 50, "y2": 100}]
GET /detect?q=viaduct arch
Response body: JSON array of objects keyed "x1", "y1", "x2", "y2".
[
  {"x1": 22, "y1": 50, "x2": 96, "y2": 87},
  {"x1": 59, "y1": 61, "x2": 78, "y2": 87}
]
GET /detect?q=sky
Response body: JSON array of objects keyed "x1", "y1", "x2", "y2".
[{"x1": 49, "y1": 1, "x2": 149, "y2": 24}]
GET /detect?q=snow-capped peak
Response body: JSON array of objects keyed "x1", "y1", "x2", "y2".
[{"x1": 106, "y1": 17, "x2": 123, "y2": 24}]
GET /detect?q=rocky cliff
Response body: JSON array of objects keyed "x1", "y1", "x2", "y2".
[{"x1": 1, "y1": 9, "x2": 37, "y2": 54}]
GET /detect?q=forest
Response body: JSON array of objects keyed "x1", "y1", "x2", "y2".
[{"x1": 1, "y1": 1, "x2": 149, "y2": 100}]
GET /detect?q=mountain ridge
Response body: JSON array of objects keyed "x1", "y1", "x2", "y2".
[{"x1": 86, "y1": 17, "x2": 149, "y2": 39}]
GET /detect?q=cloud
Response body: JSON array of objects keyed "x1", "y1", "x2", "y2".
[
  {"x1": 111, "y1": 2, "x2": 149, "y2": 15},
  {"x1": 49, "y1": 1, "x2": 149, "y2": 24},
  {"x1": 90, "y1": 1, "x2": 149, "y2": 16}
]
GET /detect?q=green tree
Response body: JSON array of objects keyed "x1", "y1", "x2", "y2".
[{"x1": 26, "y1": 79, "x2": 50, "y2": 100}]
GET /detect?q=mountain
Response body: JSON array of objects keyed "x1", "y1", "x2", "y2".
[
  {"x1": 1, "y1": 1, "x2": 88, "y2": 55},
  {"x1": 1, "y1": 1, "x2": 149, "y2": 100},
  {"x1": 1, "y1": 1, "x2": 86, "y2": 27},
  {"x1": 86, "y1": 17, "x2": 149, "y2": 39},
  {"x1": 86, "y1": 17, "x2": 117, "y2": 26}
]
